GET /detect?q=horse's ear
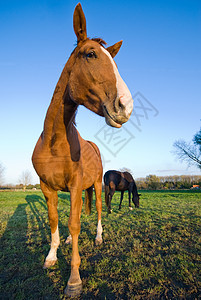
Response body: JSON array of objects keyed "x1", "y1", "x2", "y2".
[
  {"x1": 73, "y1": 3, "x2": 87, "y2": 42},
  {"x1": 106, "y1": 40, "x2": 123, "y2": 58}
]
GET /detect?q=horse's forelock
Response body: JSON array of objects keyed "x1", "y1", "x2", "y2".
[
  {"x1": 91, "y1": 38, "x2": 107, "y2": 47},
  {"x1": 74, "y1": 38, "x2": 106, "y2": 51}
]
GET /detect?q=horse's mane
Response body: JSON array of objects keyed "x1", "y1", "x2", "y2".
[{"x1": 91, "y1": 38, "x2": 107, "y2": 47}]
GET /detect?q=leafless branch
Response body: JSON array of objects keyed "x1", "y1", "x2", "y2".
[{"x1": 173, "y1": 139, "x2": 201, "y2": 169}]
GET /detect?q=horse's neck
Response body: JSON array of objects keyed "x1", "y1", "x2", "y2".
[
  {"x1": 132, "y1": 181, "x2": 138, "y2": 196},
  {"x1": 42, "y1": 53, "x2": 77, "y2": 146}
]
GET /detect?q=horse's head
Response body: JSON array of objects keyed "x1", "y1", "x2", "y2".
[
  {"x1": 68, "y1": 3, "x2": 133, "y2": 128},
  {"x1": 133, "y1": 193, "x2": 141, "y2": 208}
]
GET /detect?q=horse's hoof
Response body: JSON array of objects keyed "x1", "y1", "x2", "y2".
[
  {"x1": 95, "y1": 238, "x2": 102, "y2": 246},
  {"x1": 65, "y1": 236, "x2": 72, "y2": 245},
  {"x1": 64, "y1": 282, "x2": 82, "y2": 297},
  {"x1": 43, "y1": 259, "x2": 57, "y2": 269},
  {"x1": 129, "y1": 207, "x2": 133, "y2": 211}
]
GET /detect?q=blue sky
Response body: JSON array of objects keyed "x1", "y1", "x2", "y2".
[{"x1": 0, "y1": 0, "x2": 201, "y2": 184}]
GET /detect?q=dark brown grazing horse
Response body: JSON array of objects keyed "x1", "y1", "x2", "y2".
[
  {"x1": 32, "y1": 3, "x2": 133, "y2": 297},
  {"x1": 104, "y1": 170, "x2": 140, "y2": 213}
]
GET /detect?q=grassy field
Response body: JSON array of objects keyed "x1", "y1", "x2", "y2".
[{"x1": 0, "y1": 190, "x2": 200, "y2": 299}]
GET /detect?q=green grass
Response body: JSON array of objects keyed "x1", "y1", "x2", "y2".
[{"x1": 0, "y1": 190, "x2": 201, "y2": 299}]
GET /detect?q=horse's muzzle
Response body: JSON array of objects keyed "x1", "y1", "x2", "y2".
[{"x1": 103, "y1": 96, "x2": 133, "y2": 128}]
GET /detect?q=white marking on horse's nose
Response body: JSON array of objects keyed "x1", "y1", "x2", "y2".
[{"x1": 101, "y1": 46, "x2": 133, "y2": 118}]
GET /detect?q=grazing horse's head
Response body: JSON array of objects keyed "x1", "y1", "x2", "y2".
[
  {"x1": 68, "y1": 3, "x2": 133, "y2": 128},
  {"x1": 133, "y1": 193, "x2": 141, "y2": 208}
]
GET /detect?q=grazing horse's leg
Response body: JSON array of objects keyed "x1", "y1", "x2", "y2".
[
  {"x1": 119, "y1": 191, "x2": 124, "y2": 210},
  {"x1": 94, "y1": 179, "x2": 103, "y2": 245},
  {"x1": 65, "y1": 185, "x2": 83, "y2": 297},
  {"x1": 65, "y1": 234, "x2": 72, "y2": 244},
  {"x1": 108, "y1": 191, "x2": 112, "y2": 214},
  {"x1": 40, "y1": 180, "x2": 60, "y2": 268},
  {"x1": 128, "y1": 188, "x2": 133, "y2": 210},
  {"x1": 108, "y1": 190, "x2": 115, "y2": 213},
  {"x1": 108, "y1": 182, "x2": 115, "y2": 213},
  {"x1": 105, "y1": 184, "x2": 110, "y2": 209}
]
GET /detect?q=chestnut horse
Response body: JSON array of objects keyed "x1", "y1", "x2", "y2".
[
  {"x1": 32, "y1": 3, "x2": 133, "y2": 297},
  {"x1": 104, "y1": 170, "x2": 140, "y2": 213}
]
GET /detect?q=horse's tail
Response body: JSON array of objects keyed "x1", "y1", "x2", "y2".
[
  {"x1": 104, "y1": 184, "x2": 110, "y2": 208},
  {"x1": 85, "y1": 186, "x2": 93, "y2": 215}
]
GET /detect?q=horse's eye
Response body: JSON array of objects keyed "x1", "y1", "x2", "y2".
[{"x1": 86, "y1": 51, "x2": 96, "y2": 59}]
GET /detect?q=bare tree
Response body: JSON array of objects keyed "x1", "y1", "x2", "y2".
[
  {"x1": 0, "y1": 163, "x2": 5, "y2": 186},
  {"x1": 19, "y1": 170, "x2": 32, "y2": 191},
  {"x1": 194, "y1": 129, "x2": 201, "y2": 150},
  {"x1": 173, "y1": 139, "x2": 201, "y2": 170},
  {"x1": 173, "y1": 127, "x2": 201, "y2": 170}
]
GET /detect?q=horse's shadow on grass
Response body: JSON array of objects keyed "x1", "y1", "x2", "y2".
[
  {"x1": 0, "y1": 193, "x2": 115, "y2": 299},
  {"x1": 0, "y1": 194, "x2": 81, "y2": 299},
  {"x1": 0, "y1": 195, "x2": 62, "y2": 299}
]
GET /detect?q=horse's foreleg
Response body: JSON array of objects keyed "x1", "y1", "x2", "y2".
[
  {"x1": 65, "y1": 187, "x2": 83, "y2": 297},
  {"x1": 40, "y1": 181, "x2": 60, "y2": 269},
  {"x1": 119, "y1": 191, "x2": 124, "y2": 210},
  {"x1": 94, "y1": 180, "x2": 103, "y2": 245},
  {"x1": 128, "y1": 189, "x2": 133, "y2": 210}
]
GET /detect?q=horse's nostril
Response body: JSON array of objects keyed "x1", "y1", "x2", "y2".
[
  {"x1": 111, "y1": 95, "x2": 133, "y2": 122},
  {"x1": 119, "y1": 98, "x2": 125, "y2": 110},
  {"x1": 114, "y1": 96, "x2": 125, "y2": 112}
]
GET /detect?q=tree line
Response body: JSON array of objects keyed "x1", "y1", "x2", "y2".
[
  {"x1": 1, "y1": 174, "x2": 201, "y2": 191},
  {"x1": 136, "y1": 174, "x2": 201, "y2": 190}
]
